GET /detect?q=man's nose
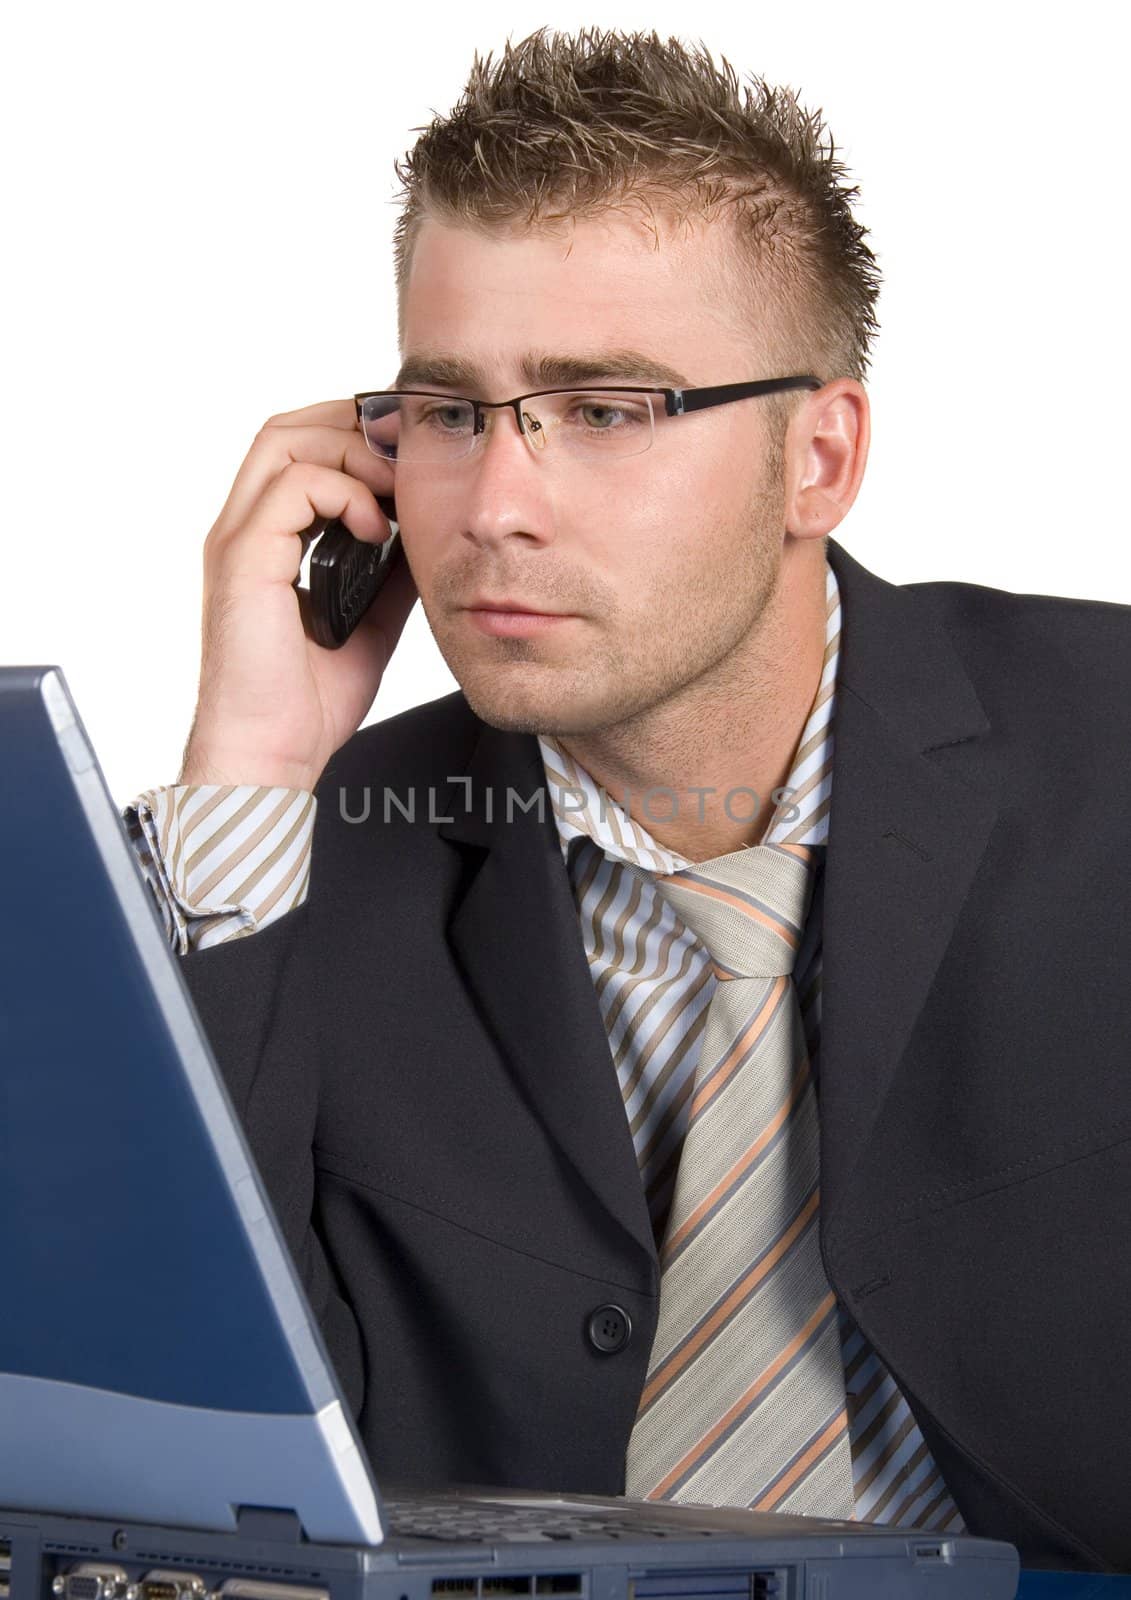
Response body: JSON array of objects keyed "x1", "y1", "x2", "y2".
[{"x1": 460, "y1": 406, "x2": 556, "y2": 545}]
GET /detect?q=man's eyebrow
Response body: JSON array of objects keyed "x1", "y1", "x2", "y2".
[{"x1": 392, "y1": 349, "x2": 691, "y2": 392}]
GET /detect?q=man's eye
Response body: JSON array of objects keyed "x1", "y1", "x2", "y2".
[
  {"x1": 579, "y1": 403, "x2": 625, "y2": 429},
  {"x1": 419, "y1": 403, "x2": 472, "y2": 430},
  {"x1": 572, "y1": 398, "x2": 651, "y2": 431}
]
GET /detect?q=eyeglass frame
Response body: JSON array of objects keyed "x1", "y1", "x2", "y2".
[{"x1": 352, "y1": 374, "x2": 824, "y2": 458}]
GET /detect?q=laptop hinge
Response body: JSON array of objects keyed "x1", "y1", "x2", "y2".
[{"x1": 235, "y1": 1506, "x2": 305, "y2": 1543}]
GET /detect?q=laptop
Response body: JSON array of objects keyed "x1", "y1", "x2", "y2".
[{"x1": 0, "y1": 664, "x2": 1020, "y2": 1600}]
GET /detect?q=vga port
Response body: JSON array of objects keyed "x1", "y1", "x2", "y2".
[
  {"x1": 53, "y1": 1565, "x2": 138, "y2": 1600},
  {"x1": 139, "y1": 1571, "x2": 208, "y2": 1600},
  {"x1": 213, "y1": 1582, "x2": 329, "y2": 1600}
]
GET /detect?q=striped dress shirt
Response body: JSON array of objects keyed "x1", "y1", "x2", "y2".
[{"x1": 122, "y1": 556, "x2": 965, "y2": 1533}]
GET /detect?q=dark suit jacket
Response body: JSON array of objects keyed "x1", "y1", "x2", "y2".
[{"x1": 177, "y1": 535, "x2": 1131, "y2": 1573}]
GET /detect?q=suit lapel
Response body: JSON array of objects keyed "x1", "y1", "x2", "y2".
[
  {"x1": 818, "y1": 537, "x2": 1002, "y2": 1248},
  {"x1": 435, "y1": 723, "x2": 658, "y2": 1273}
]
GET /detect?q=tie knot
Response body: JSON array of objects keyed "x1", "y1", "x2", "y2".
[{"x1": 653, "y1": 842, "x2": 817, "y2": 980}]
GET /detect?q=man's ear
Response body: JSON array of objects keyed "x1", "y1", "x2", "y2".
[{"x1": 785, "y1": 380, "x2": 870, "y2": 538}]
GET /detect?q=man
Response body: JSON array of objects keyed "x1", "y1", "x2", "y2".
[{"x1": 123, "y1": 26, "x2": 1131, "y2": 1573}]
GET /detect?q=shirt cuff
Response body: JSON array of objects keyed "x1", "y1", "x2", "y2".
[{"x1": 122, "y1": 784, "x2": 316, "y2": 953}]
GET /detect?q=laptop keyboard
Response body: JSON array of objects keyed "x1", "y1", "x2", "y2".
[{"x1": 383, "y1": 1500, "x2": 720, "y2": 1542}]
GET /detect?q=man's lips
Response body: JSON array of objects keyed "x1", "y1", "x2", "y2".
[
  {"x1": 463, "y1": 604, "x2": 579, "y2": 637},
  {"x1": 464, "y1": 598, "x2": 573, "y2": 615}
]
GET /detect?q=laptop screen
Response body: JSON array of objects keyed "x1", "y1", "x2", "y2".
[{"x1": 0, "y1": 666, "x2": 382, "y2": 1543}]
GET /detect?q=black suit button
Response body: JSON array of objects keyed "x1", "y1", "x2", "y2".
[{"x1": 587, "y1": 1304, "x2": 632, "y2": 1353}]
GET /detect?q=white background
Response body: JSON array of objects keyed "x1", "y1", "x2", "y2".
[{"x1": 4, "y1": 1, "x2": 1128, "y2": 806}]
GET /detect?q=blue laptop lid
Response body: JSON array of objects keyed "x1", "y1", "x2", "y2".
[{"x1": 0, "y1": 665, "x2": 383, "y2": 1543}]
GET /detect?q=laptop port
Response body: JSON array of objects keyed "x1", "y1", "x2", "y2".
[
  {"x1": 53, "y1": 1566, "x2": 138, "y2": 1600},
  {"x1": 1, "y1": 1540, "x2": 11, "y2": 1600},
  {"x1": 214, "y1": 1582, "x2": 329, "y2": 1600},
  {"x1": 139, "y1": 1572, "x2": 208, "y2": 1600},
  {"x1": 430, "y1": 1581, "x2": 583, "y2": 1600},
  {"x1": 913, "y1": 1545, "x2": 947, "y2": 1562}
]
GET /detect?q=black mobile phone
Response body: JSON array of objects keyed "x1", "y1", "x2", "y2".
[{"x1": 294, "y1": 494, "x2": 403, "y2": 649}]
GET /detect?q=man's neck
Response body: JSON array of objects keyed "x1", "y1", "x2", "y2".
[{"x1": 553, "y1": 550, "x2": 828, "y2": 865}]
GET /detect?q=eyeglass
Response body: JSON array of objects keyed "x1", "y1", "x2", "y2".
[{"x1": 353, "y1": 375, "x2": 823, "y2": 465}]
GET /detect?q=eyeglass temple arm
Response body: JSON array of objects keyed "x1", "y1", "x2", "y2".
[{"x1": 666, "y1": 376, "x2": 824, "y2": 416}]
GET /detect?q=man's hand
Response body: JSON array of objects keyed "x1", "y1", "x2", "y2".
[{"x1": 179, "y1": 398, "x2": 419, "y2": 792}]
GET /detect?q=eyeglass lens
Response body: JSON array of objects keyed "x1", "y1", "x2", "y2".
[{"x1": 359, "y1": 391, "x2": 657, "y2": 463}]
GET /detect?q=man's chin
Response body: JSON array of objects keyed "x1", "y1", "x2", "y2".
[
  {"x1": 455, "y1": 677, "x2": 595, "y2": 738},
  {"x1": 459, "y1": 691, "x2": 564, "y2": 736}
]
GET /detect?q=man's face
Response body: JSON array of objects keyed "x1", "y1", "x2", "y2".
[{"x1": 394, "y1": 208, "x2": 789, "y2": 737}]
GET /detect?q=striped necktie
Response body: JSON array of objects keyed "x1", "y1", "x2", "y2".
[{"x1": 623, "y1": 840, "x2": 855, "y2": 1519}]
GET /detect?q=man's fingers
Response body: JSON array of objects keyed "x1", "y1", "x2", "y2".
[
  {"x1": 213, "y1": 463, "x2": 391, "y2": 589},
  {"x1": 263, "y1": 398, "x2": 359, "y2": 429},
  {"x1": 210, "y1": 418, "x2": 392, "y2": 542}
]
